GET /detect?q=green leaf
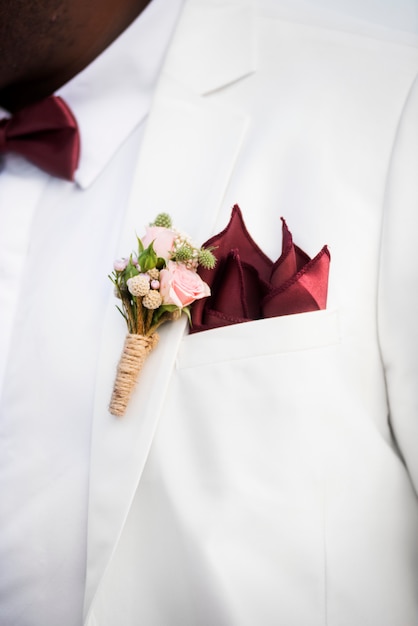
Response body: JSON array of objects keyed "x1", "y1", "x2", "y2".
[
  {"x1": 136, "y1": 235, "x2": 145, "y2": 254},
  {"x1": 138, "y1": 242, "x2": 158, "y2": 272},
  {"x1": 152, "y1": 304, "x2": 179, "y2": 325},
  {"x1": 182, "y1": 306, "x2": 192, "y2": 325},
  {"x1": 115, "y1": 305, "x2": 128, "y2": 323},
  {"x1": 124, "y1": 256, "x2": 140, "y2": 280}
]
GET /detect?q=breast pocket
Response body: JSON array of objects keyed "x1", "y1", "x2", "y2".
[
  {"x1": 171, "y1": 308, "x2": 341, "y2": 489},
  {"x1": 178, "y1": 308, "x2": 340, "y2": 368}
]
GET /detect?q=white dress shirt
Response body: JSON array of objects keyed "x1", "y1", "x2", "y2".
[{"x1": 0, "y1": 1, "x2": 183, "y2": 624}]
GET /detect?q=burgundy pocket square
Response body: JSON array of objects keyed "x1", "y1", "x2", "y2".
[{"x1": 191, "y1": 205, "x2": 330, "y2": 332}]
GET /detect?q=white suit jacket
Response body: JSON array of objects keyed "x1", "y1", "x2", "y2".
[{"x1": 84, "y1": 1, "x2": 418, "y2": 624}]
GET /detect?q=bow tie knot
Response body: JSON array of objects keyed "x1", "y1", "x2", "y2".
[{"x1": 0, "y1": 96, "x2": 80, "y2": 180}]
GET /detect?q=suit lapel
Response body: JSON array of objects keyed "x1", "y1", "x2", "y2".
[{"x1": 84, "y1": 0, "x2": 256, "y2": 618}]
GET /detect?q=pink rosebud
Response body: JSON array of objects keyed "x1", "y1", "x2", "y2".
[
  {"x1": 113, "y1": 258, "x2": 128, "y2": 272},
  {"x1": 150, "y1": 279, "x2": 160, "y2": 290},
  {"x1": 141, "y1": 226, "x2": 176, "y2": 260},
  {"x1": 159, "y1": 261, "x2": 210, "y2": 308}
]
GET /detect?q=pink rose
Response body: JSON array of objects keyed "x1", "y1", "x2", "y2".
[
  {"x1": 159, "y1": 261, "x2": 211, "y2": 308},
  {"x1": 141, "y1": 226, "x2": 176, "y2": 260}
]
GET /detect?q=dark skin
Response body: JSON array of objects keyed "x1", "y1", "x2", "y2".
[{"x1": 0, "y1": 0, "x2": 152, "y2": 112}]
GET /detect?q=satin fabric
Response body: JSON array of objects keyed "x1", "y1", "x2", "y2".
[
  {"x1": 191, "y1": 204, "x2": 330, "y2": 330},
  {"x1": 0, "y1": 96, "x2": 80, "y2": 180}
]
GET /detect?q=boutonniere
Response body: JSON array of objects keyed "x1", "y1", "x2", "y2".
[{"x1": 109, "y1": 213, "x2": 215, "y2": 417}]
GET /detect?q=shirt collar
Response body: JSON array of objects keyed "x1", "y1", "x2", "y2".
[{"x1": 58, "y1": 0, "x2": 184, "y2": 189}]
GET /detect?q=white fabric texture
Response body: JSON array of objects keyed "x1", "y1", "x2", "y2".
[
  {"x1": 1, "y1": 0, "x2": 418, "y2": 625},
  {"x1": 86, "y1": 2, "x2": 418, "y2": 625},
  {"x1": 0, "y1": 1, "x2": 183, "y2": 624}
]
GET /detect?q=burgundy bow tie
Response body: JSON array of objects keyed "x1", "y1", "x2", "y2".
[{"x1": 0, "y1": 96, "x2": 80, "y2": 181}]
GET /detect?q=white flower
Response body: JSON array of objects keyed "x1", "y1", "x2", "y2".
[
  {"x1": 127, "y1": 275, "x2": 150, "y2": 297},
  {"x1": 142, "y1": 290, "x2": 163, "y2": 309}
]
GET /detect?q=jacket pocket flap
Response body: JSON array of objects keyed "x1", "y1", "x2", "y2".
[{"x1": 178, "y1": 308, "x2": 340, "y2": 368}]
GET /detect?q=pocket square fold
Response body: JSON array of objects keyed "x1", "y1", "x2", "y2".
[{"x1": 191, "y1": 205, "x2": 330, "y2": 332}]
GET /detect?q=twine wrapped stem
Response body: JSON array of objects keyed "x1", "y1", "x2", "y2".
[{"x1": 109, "y1": 332, "x2": 159, "y2": 417}]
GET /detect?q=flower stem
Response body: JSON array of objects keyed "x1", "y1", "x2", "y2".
[
  {"x1": 121, "y1": 291, "x2": 136, "y2": 334},
  {"x1": 148, "y1": 309, "x2": 182, "y2": 336},
  {"x1": 145, "y1": 308, "x2": 154, "y2": 335},
  {"x1": 135, "y1": 297, "x2": 145, "y2": 335}
]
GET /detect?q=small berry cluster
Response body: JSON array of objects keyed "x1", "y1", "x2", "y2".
[{"x1": 127, "y1": 270, "x2": 162, "y2": 309}]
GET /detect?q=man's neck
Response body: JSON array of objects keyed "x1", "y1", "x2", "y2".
[{"x1": 0, "y1": 0, "x2": 152, "y2": 112}]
